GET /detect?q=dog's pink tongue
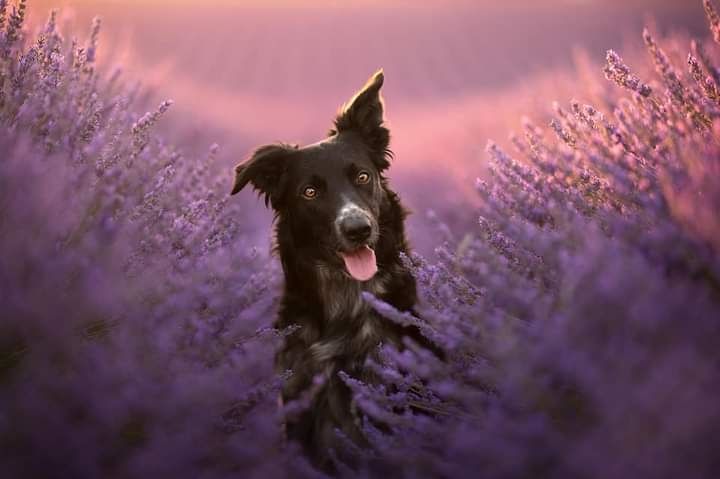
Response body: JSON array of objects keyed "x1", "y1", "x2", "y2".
[{"x1": 340, "y1": 246, "x2": 377, "y2": 281}]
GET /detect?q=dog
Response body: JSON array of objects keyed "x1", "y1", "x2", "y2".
[{"x1": 230, "y1": 70, "x2": 439, "y2": 470}]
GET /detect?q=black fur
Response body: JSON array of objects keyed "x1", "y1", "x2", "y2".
[{"x1": 231, "y1": 70, "x2": 439, "y2": 470}]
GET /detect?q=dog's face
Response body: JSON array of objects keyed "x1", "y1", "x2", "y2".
[{"x1": 230, "y1": 70, "x2": 393, "y2": 281}]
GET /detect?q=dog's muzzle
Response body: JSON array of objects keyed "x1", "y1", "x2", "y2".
[
  {"x1": 335, "y1": 202, "x2": 379, "y2": 281},
  {"x1": 340, "y1": 216, "x2": 372, "y2": 243},
  {"x1": 335, "y1": 202, "x2": 376, "y2": 248}
]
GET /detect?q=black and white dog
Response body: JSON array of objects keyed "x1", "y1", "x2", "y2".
[{"x1": 231, "y1": 70, "x2": 439, "y2": 469}]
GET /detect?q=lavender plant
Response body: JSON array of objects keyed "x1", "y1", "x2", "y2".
[
  {"x1": 343, "y1": 3, "x2": 720, "y2": 478},
  {"x1": 0, "y1": 5, "x2": 309, "y2": 478},
  {"x1": 1, "y1": 1, "x2": 719, "y2": 478}
]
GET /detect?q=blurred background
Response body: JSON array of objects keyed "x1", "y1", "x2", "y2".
[{"x1": 26, "y1": 0, "x2": 707, "y2": 252}]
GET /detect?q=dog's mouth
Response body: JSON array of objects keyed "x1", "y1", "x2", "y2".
[{"x1": 338, "y1": 245, "x2": 377, "y2": 281}]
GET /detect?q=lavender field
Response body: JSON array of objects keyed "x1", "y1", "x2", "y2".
[{"x1": 2, "y1": 0, "x2": 720, "y2": 477}]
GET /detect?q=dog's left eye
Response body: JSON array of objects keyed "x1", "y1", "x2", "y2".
[
  {"x1": 302, "y1": 186, "x2": 318, "y2": 199},
  {"x1": 356, "y1": 171, "x2": 371, "y2": 184}
]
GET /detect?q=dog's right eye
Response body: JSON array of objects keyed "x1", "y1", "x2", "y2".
[{"x1": 302, "y1": 186, "x2": 317, "y2": 200}]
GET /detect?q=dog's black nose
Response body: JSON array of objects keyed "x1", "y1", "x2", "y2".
[{"x1": 341, "y1": 217, "x2": 372, "y2": 243}]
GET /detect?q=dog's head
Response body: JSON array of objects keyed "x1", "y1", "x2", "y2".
[{"x1": 231, "y1": 70, "x2": 394, "y2": 281}]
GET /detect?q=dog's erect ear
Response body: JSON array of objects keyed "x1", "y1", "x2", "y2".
[
  {"x1": 230, "y1": 143, "x2": 296, "y2": 207},
  {"x1": 337, "y1": 69, "x2": 385, "y2": 133},
  {"x1": 332, "y1": 69, "x2": 391, "y2": 171}
]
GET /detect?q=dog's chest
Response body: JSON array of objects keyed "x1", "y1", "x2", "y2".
[
  {"x1": 316, "y1": 269, "x2": 387, "y2": 322},
  {"x1": 301, "y1": 272, "x2": 389, "y2": 366}
]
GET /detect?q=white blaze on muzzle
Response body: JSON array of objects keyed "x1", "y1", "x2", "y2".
[{"x1": 335, "y1": 201, "x2": 368, "y2": 224}]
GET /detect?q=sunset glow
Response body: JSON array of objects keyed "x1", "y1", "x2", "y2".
[{"x1": 3, "y1": 0, "x2": 719, "y2": 477}]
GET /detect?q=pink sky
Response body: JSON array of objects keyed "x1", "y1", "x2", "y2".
[{"x1": 23, "y1": 0, "x2": 709, "y2": 249}]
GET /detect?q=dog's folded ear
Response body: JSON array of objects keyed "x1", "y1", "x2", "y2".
[
  {"x1": 332, "y1": 69, "x2": 391, "y2": 171},
  {"x1": 231, "y1": 143, "x2": 296, "y2": 208}
]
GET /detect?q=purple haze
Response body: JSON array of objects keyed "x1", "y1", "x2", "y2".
[{"x1": 1, "y1": 0, "x2": 720, "y2": 477}]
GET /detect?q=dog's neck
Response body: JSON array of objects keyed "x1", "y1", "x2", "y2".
[
  {"x1": 276, "y1": 236, "x2": 395, "y2": 320},
  {"x1": 314, "y1": 264, "x2": 389, "y2": 321}
]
